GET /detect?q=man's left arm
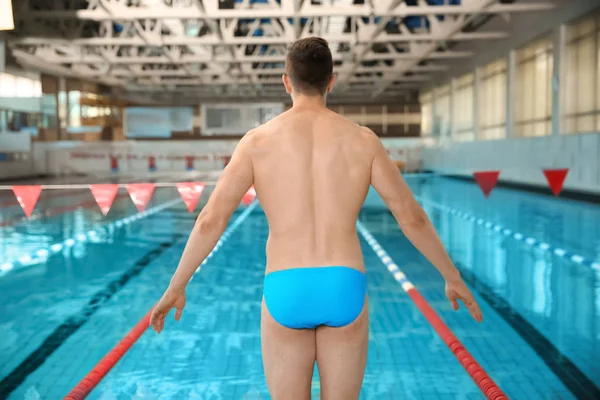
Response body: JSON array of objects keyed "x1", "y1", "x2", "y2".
[{"x1": 165, "y1": 130, "x2": 255, "y2": 294}]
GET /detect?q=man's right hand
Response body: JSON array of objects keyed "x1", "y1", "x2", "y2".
[
  {"x1": 445, "y1": 279, "x2": 483, "y2": 323},
  {"x1": 150, "y1": 289, "x2": 186, "y2": 334}
]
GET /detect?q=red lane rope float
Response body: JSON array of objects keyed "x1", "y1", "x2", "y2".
[
  {"x1": 407, "y1": 289, "x2": 508, "y2": 399},
  {"x1": 356, "y1": 222, "x2": 508, "y2": 400},
  {"x1": 64, "y1": 200, "x2": 256, "y2": 399},
  {"x1": 64, "y1": 307, "x2": 153, "y2": 400}
]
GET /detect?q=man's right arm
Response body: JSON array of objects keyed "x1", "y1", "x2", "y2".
[{"x1": 366, "y1": 130, "x2": 482, "y2": 322}]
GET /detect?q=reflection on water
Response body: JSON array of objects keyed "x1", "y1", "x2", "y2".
[{"x1": 408, "y1": 176, "x2": 599, "y2": 386}]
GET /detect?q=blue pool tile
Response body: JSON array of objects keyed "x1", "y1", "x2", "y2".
[{"x1": 1, "y1": 180, "x2": 598, "y2": 399}]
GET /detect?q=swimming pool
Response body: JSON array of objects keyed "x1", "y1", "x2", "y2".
[{"x1": 0, "y1": 176, "x2": 598, "y2": 399}]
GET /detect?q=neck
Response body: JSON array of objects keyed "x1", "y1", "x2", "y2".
[{"x1": 291, "y1": 94, "x2": 327, "y2": 110}]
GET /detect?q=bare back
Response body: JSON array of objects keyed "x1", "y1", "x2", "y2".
[{"x1": 248, "y1": 107, "x2": 376, "y2": 273}]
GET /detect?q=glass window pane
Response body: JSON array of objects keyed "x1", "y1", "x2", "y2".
[
  {"x1": 564, "y1": 10, "x2": 600, "y2": 134},
  {"x1": 478, "y1": 58, "x2": 507, "y2": 140},
  {"x1": 577, "y1": 115, "x2": 595, "y2": 133},
  {"x1": 33, "y1": 80, "x2": 42, "y2": 97},
  {"x1": 515, "y1": 37, "x2": 552, "y2": 137},
  {"x1": 597, "y1": 29, "x2": 600, "y2": 119},
  {"x1": 15, "y1": 77, "x2": 33, "y2": 97},
  {"x1": 0, "y1": 73, "x2": 17, "y2": 97},
  {"x1": 576, "y1": 36, "x2": 595, "y2": 113}
]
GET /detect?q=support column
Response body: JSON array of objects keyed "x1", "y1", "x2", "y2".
[
  {"x1": 473, "y1": 67, "x2": 481, "y2": 140},
  {"x1": 449, "y1": 79, "x2": 456, "y2": 141},
  {"x1": 506, "y1": 50, "x2": 516, "y2": 138},
  {"x1": 57, "y1": 77, "x2": 67, "y2": 140},
  {"x1": 552, "y1": 24, "x2": 566, "y2": 136},
  {"x1": 40, "y1": 74, "x2": 59, "y2": 141},
  {"x1": 430, "y1": 84, "x2": 437, "y2": 138}
]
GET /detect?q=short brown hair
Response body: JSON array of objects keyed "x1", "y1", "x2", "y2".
[{"x1": 285, "y1": 37, "x2": 333, "y2": 96}]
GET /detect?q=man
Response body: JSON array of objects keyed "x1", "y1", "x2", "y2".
[{"x1": 150, "y1": 37, "x2": 482, "y2": 399}]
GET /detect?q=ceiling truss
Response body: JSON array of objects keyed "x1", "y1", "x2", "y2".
[{"x1": 6, "y1": 0, "x2": 555, "y2": 104}]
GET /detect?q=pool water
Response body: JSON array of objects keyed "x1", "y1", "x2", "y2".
[{"x1": 0, "y1": 176, "x2": 598, "y2": 399}]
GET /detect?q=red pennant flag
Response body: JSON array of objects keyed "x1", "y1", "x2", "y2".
[
  {"x1": 176, "y1": 182, "x2": 205, "y2": 213},
  {"x1": 12, "y1": 185, "x2": 42, "y2": 217},
  {"x1": 90, "y1": 184, "x2": 119, "y2": 216},
  {"x1": 241, "y1": 186, "x2": 256, "y2": 206},
  {"x1": 126, "y1": 183, "x2": 155, "y2": 212},
  {"x1": 473, "y1": 171, "x2": 500, "y2": 198},
  {"x1": 543, "y1": 169, "x2": 569, "y2": 196}
]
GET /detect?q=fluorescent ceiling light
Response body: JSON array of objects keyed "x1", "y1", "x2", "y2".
[{"x1": 0, "y1": 0, "x2": 15, "y2": 31}]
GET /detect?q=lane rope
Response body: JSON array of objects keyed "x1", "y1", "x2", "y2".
[
  {"x1": 0, "y1": 198, "x2": 182, "y2": 277},
  {"x1": 414, "y1": 195, "x2": 600, "y2": 272},
  {"x1": 63, "y1": 308, "x2": 153, "y2": 400},
  {"x1": 356, "y1": 221, "x2": 509, "y2": 400},
  {"x1": 64, "y1": 201, "x2": 258, "y2": 400}
]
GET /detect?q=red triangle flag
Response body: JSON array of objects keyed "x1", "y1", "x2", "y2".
[
  {"x1": 90, "y1": 184, "x2": 119, "y2": 215},
  {"x1": 241, "y1": 186, "x2": 256, "y2": 206},
  {"x1": 12, "y1": 185, "x2": 42, "y2": 217},
  {"x1": 473, "y1": 171, "x2": 500, "y2": 198},
  {"x1": 543, "y1": 169, "x2": 569, "y2": 196},
  {"x1": 126, "y1": 183, "x2": 155, "y2": 212},
  {"x1": 176, "y1": 182, "x2": 205, "y2": 212}
]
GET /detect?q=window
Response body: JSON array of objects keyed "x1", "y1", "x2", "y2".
[
  {"x1": 453, "y1": 73, "x2": 474, "y2": 141},
  {"x1": 515, "y1": 38, "x2": 553, "y2": 137},
  {"x1": 15, "y1": 76, "x2": 34, "y2": 97},
  {"x1": 564, "y1": 11, "x2": 600, "y2": 133},
  {"x1": 420, "y1": 90, "x2": 433, "y2": 135},
  {"x1": 205, "y1": 108, "x2": 242, "y2": 129},
  {"x1": 434, "y1": 84, "x2": 451, "y2": 138},
  {"x1": 202, "y1": 103, "x2": 283, "y2": 135},
  {"x1": 0, "y1": 73, "x2": 16, "y2": 97},
  {"x1": 0, "y1": 72, "x2": 42, "y2": 98},
  {"x1": 68, "y1": 91, "x2": 81, "y2": 129},
  {"x1": 478, "y1": 59, "x2": 507, "y2": 140},
  {"x1": 33, "y1": 81, "x2": 42, "y2": 97}
]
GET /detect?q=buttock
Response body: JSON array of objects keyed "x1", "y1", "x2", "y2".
[{"x1": 262, "y1": 266, "x2": 367, "y2": 329}]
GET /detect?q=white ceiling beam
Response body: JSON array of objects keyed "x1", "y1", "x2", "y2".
[
  {"x1": 129, "y1": 74, "x2": 428, "y2": 86},
  {"x1": 372, "y1": 0, "x2": 498, "y2": 98},
  {"x1": 18, "y1": 3, "x2": 554, "y2": 20},
  {"x1": 9, "y1": 0, "x2": 554, "y2": 103},
  {"x1": 12, "y1": 49, "x2": 125, "y2": 87},
  {"x1": 124, "y1": 88, "x2": 409, "y2": 96},
  {"x1": 338, "y1": 0, "x2": 410, "y2": 84},
  {"x1": 349, "y1": 74, "x2": 430, "y2": 83},
  {"x1": 286, "y1": 0, "x2": 303, "y2": 39},
  {"x1": 10, "y1": 30, "x2": 507, "y2": 46},
  {"x1": 102, "y1": 65, "x2": 438, "y2": 79},
  {"x1": 21, "y1": 48, "x2": 471, "y2": 65}
]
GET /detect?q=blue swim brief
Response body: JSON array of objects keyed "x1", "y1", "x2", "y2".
[{"x1": 263, "y1": 266, "x2": 367, "y2": 329}]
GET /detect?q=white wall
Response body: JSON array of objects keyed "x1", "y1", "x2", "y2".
[
  {"x1": 0, "y1": 136, "x2": 428, "y2": 180},
  {"x1": 0, "y1": 97, "x2": 41, "y2": 113},
  {"x1": 32, "y1": 140, "x2": 239, "y2": 178},
  {"x1": 422, "y1": 132, "x2": 600, "y2": 194},
  {"x1": 381, "y1": 137, "x2": 433, "y2": 172},
  {"x1": 0, "y1": 131, "x2": 34, "y2": 179}
]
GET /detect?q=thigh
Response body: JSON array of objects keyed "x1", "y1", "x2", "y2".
[
  {"x1": 315, "y1": 297, "x2": 369, "y2": 400},
  {"x1": 261, "y1": 299, "x2": 316, "y2": 400}
]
